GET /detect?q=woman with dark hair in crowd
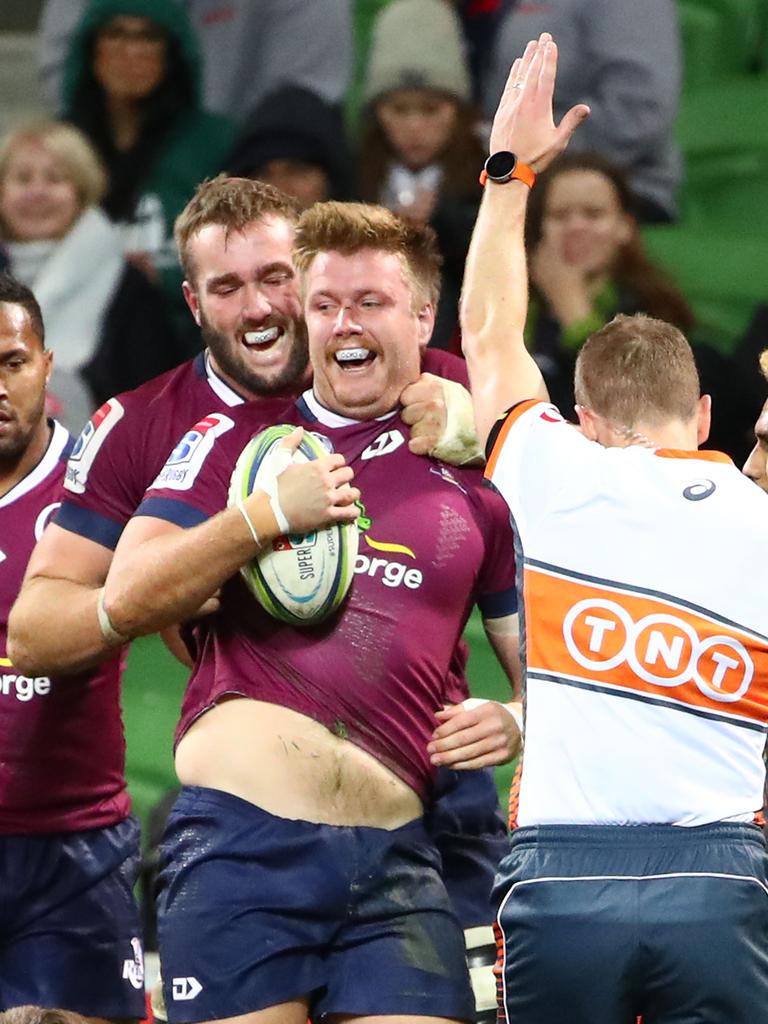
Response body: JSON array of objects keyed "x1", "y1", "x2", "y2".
[
  {"x1": 358, "y1": 0, "x2": 486, "y2": 350},
  {"x1": 59, "y1": 0, "x2": 233, "y2": 348},
  {"x1": 524, "y1": 152, "x2": 694, "y2": 416}
]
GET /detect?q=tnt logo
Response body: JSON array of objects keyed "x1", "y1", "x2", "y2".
[{"x1": 563, "y1": 598, "x2": 753, "y2": 702}]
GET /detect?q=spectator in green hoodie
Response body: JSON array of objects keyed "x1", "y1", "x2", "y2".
[{"x1": 60, "y1": 0, "x2": 234, "y2": 352}]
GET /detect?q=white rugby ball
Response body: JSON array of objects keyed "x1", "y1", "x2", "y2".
[{"x1": 228, "y1": 424, "x2": 358, "y2": 626}]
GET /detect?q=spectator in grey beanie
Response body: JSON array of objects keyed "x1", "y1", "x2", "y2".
[{"x1": 359, "y1": 0, "x2": 486, "y2": 351}]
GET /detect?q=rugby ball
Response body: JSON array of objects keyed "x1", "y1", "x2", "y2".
[{"x1": 228, "y1": 424, "x2": 358, "y2": 626}]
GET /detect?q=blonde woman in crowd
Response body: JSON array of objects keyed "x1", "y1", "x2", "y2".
[{"x1": 0, "y1": 120, "x2": 183, "y2": 433}]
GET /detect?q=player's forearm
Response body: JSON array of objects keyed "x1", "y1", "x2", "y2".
[
  {"x1": 8, "y1": 577, "x2": 114, "y2": 676},
  {"x1": 104, "y1": 493, "x2": 279, "y2": 639},
  {"x1": 460, "y1": 182, "x2": 546, "y2": 441}
]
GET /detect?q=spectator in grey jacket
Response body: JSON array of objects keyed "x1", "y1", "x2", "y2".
[{"x1": 484, "y1": 0, "x2": 682, "y2": 222}]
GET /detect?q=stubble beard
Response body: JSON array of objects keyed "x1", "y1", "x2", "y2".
[{"x1": 199, "y1": 311, "x2": 310, "y2": 399}]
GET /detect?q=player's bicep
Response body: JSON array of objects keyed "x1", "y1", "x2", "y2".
[
  {"x1": 110, "y1": 514, "x2": 185, "y2": 579},
  {"x1": 23, "y1": 523, "x2": 113, "y2": 588}
]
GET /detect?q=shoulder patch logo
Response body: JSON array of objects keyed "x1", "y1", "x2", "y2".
[
  {"x1": 540, "y1": 406, "x2": 563, "y2": 423},
  {"x1": 64, "y1": 399, "x2": 125, "y2": 495},
  {"x1": 151, "y1": 413, "x2": 235, "y2": 491}
]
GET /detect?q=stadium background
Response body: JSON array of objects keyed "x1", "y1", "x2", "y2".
[{"x1": 0, "y1": 0, "x2": 766, "y2": 830}]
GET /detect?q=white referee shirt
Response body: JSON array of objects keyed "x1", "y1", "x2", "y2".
[{"x1": 485, "y1": 400, "x2": 768, "y2": 828}]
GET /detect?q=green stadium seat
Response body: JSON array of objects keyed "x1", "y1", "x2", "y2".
[
  {"x1": 676, "y1": 78, "x2": 768, "y2": 157},
  {"x1": 681, "y1": 0, "x2": 763, "y2": 73},
  {"x1": 680, "y1": 148, "x2": 768, "y2": 235},
  {"x1": 643, "y1": 225, "x2": 768, "y2": 350},
  {"x1": 678, "y1": 1, "x2": 732, "y2": 89}
]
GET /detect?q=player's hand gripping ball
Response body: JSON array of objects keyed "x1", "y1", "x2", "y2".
[{"x1": 228, "y1": 424, "x2": 358, "y2": 626}]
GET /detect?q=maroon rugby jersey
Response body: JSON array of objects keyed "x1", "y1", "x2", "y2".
[
  {"x1": 56, "y1": 349, "x2": 468, "y2": 548},
  {"x1": 0, "y1": 422, "x2": 129, "y2": 833},
  {"x1": 137, "y1": 390, "x2": 517, "y2": 798}
]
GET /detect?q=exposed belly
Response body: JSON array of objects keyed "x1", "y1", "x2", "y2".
[{"x1": 175, "y1": 696, "x2": 423, "y2": 828}]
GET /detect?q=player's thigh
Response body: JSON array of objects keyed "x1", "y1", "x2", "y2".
[
  {"x1": 318, "y1": 820, "x2": 475, "y2": 1022},
  {"x1": 157, "y1": 787, "x2": 339, "y2": 1022},
  {"x1": 185, "y1": 1004, "x2": 309, "y2": 1024},
  {"x1": 0, "y1": 820, "x2": 144, "y2": 1018}
]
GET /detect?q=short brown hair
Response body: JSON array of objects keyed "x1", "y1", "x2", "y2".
[
  {"x1": 0, "y1": 1009, "x2": 89, "y2": 1024},
  {"x1": 293, "y1": 201, "x2": 442, "y2": 308},
  {"x1": 574, "y1": 314, "x2": 700, "y2": 427},
  {"x1": 174, "y1": 175, "x2": 300, "y2": 282}
]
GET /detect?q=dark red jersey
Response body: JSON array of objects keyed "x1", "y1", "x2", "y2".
[
  {"x1": 138, "y1": 390, "x2": 517, "y2": 798},
  {"x1": 56, "y1": 350, "x2": 469, "y2": 549},
  {"x1": 0, "y1": 422, "x2": 129, "y2": 833}
]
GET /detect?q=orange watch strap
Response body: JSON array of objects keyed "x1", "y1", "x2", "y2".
[{"x1": 479, "y1": 160, "x2": 537, "y2": 189}]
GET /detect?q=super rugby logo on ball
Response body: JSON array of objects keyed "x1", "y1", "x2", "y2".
[{"x1": 228, "y1": 425, "x2": 358, "y2": 626}]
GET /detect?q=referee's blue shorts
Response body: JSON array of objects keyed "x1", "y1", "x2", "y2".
[{"x1": 494, "y1": 822, "x2": 768, "y2": 1024}]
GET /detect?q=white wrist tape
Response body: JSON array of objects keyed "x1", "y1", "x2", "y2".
[
  {"x1": 237, "y1": 500, "x2": 260, "y2": 547},
  {"x1": 97, "y1": 590, "x2": 128, "y2": 646},
  {"x1": 431, "y1": 379, "x2": 484, "y2": 466},
  {"x1": 462, "y1": 697, "x2": 523, "y2": 733},
  {"x1": 261, "y1": 447, "x2": 292, "y2": 534}
]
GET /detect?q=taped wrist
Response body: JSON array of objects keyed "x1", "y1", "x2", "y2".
[
  {"x1": 431, "y1": 379, "x2": 484, "y2": 466},
  {"x1": 97, "y1": 589, "x2": 129, "y2": 646}
]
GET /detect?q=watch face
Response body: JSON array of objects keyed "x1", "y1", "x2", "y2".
[{"x1": 485, "y1": 151, "x2": 518, "y2": 182}]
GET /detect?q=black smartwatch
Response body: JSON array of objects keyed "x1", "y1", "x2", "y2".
[{"x1": 480, "y1": 151, "x2": 536, "y2": 188}]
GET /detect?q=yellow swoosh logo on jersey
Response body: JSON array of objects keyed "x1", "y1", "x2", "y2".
[
  {"x1": 364, "y1": 536, "x2": 416, "y2": 559},
  {"x1": 0, "y1": 657, "x2": 12, "y2": 667}
]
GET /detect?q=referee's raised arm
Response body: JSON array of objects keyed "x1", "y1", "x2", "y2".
[{"x1": 460, "y1": 33, "x2": 589, "y2": 446}]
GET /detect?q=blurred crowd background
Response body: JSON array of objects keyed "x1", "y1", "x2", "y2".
[
  {"x1": 0, "y1": 0, "x2": 766, "y2": 854},
  {"x1": 0, "y1": 0, "x2": 766, "y2": 457}
]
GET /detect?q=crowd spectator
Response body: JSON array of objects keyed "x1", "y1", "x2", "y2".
[
  {"x1": 359, "y1": 0, "x2": 486, "y2": 349},
  {"x1": 484, "y1": 0, "x2": 682, "y2": 222},
  {"x1": 39, "y1": 0, "x2": 353, "y2": 124},
  {"x1": 59, "y1": 0, "x2": 234, "y2": 349},
  {"x1": 0, "y1": 121, "x2": 181, "y2": 434},
  {"x1": 228, "y1": 86, "x2": 355, "y2": 210},
  {"x1": 524, "y1": 152, "x2": 694, "y2": 417}
]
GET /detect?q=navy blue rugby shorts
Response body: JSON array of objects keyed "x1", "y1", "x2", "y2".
[
  {"x1": 494, "y1": 821, "x2": 768, "y2": 1024},
  {"x1": 157, "y1": 785, "x2": 475, "y2": 1023},
  {"x1": 0, "y1": 815, "x2": 145, "y2": 1017},
  {"x1": 428, "y1": 766, "x2": 509, "y2": 928}
]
